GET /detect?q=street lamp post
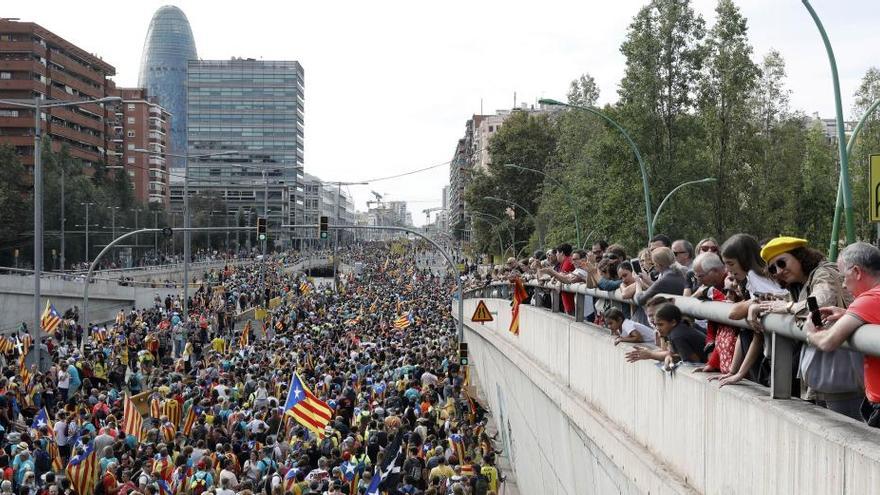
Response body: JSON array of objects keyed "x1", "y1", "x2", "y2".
[
  {"x1": 0, "y1": 95, "x2": 121, "y2": 368},
  {"x1": 79, "y1": 202, "x2": 95, "y2": 264},
  {"x1": 802, "y1": 0, "x2": 856, "y2": 248},
  {"x1": 651, "y1": 178, "x2": 717, "y2": 233},
  {"x1": 539, "y1": 98, "x2": 653, "y2": 242},
  {"x1": 504, "y1": 163, "x2": 581, "y2": 247},
  {"x1": 484, "y1": 196, "x2": 544, "y2": 250},
  {"x1": 470, "y1": 211, "x2": 516, "y2": 256}
]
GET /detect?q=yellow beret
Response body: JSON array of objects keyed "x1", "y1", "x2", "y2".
[{"x1": 760, "y1": 236, "x2": 808, "y2": 262}]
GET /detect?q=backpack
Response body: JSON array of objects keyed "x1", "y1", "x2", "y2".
[
  {"x1": 190, "y1": 472, "x2": 208, "y2": 495},
  {"x1": 319, "y1": 436, "x2": 334, "y2": 457},
  {"x1": 473, "y1": 474, "x2": 490, "y2": 495},
  {"x1": 34, "y1": 448, "x2": 51, "y2": 473}
]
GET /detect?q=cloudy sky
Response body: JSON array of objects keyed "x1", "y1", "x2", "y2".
[{"x1": 9, "y1": 0, "x2": 879, "y2": 225}]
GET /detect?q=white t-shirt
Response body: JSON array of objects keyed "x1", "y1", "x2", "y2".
[
  {"x1": 57, "y1": 369, "x2": 70, "y2": 389},
  {"x1": 746, "y1": 270, "x2": 786, "y2": 297},
  {"x1": 622, "y1": 319, "x2": 655, "y2": 344}
]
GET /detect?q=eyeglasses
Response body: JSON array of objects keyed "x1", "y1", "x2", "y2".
[
  {"x1": 767, "y1": 258, "x2": 787, "y2": 275},
  {"x1": 602, "y1": 253, "x2": 618, "y2": 260},
  {"x1": 673, "y1": 251, "x2": 688, "y2": 256},
  {"x1": 700, "y1": 245, "x2": 718, "y2": 253}
]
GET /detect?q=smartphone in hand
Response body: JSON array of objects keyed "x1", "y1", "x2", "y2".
[{"x1": 807, "y1": 296, "x2": 822, "y2": 327}]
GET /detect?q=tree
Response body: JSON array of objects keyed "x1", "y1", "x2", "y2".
[
  {"x1": 567, "y1": 73, "x2": 600, "y2": 107},
  {"x1": 697, "y1": 0, "x2": 759, "y2": 237},
  {"x1": 850, "y1": 67, "x2": 880, "y2": 240},
  {"x1": 0, "y1": 146, "x2": 33, "y2": 264},
  {"x1": 112, "y1": 167, "x2": 134, "y2": 211},
  {"x1": 464, "y1": 111, "x2": 556, "y2": 254}
]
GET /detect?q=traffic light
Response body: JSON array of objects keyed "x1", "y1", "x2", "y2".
[
  {"x1": 319, "y1": 216, "x2": 329, "y2": 239},
  {"x1": 459, "y1": 342, "x2": 469, "y2": 366},
  {"x1": 257, "y1": 217, "x2": 267, "y2": 241}
]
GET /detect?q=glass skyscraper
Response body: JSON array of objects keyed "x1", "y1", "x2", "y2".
[
  {"x1": 184, "y1": 59, "x2": 305, "y2": 245},
  {"x1": 138, "y1": 5, "x2": 198, "y2": 169}
]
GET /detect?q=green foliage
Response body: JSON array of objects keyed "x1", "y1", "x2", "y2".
[
  {"x1": 464, "y1": 111, "x2": 557, "y2": 255},
  {"x1": 462, "y1": 0, "x2": 853, "y2": 258}
]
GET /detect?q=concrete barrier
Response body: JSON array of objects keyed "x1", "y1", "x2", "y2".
[{"x1": 455, "y1": 297, "x2": 880, "y2": 495}]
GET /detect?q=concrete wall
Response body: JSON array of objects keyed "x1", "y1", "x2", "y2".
[{"x1": 455, "y1": 298, "x2": 880, "y2": 495}]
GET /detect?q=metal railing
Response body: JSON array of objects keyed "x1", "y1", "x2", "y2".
[{"x1": 463, "y1": 279, "x2": 880, "y2": 399}]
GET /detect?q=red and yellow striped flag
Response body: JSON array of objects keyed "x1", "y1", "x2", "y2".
[
  {"x1": 284, "y1": 372, "x2": 332, "y2": 439},
  {"x1": 122, "y1": 394, "x2": 144, "y2": 442},
  {"x1": 509, "y1": 277, "x2": 528, "y2": 336},
  {"x1": 239, "y1": 321, "x2": 251, "y2": 348},
  {"x1": 181, "y1": 405, "x2": 199, "y2": 436},
  {"x1": 66, "y1": 443, "x2": 98, "y2": 495},
  {"x1": 163, "y1": 399, "x2": 181, "y2": 428}
]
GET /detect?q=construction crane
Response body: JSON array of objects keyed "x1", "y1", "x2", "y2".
[
  {"x1": 422, "y1": 206, "x2": 443, "y2": 224},
  {"x1": 366, "y1": 191, "x2": 385, "y2": 208}
]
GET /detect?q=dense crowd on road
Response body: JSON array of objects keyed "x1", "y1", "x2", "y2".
[
  {"x1": 1, "y1": 243, "x2": 504, "y2": 495},
  {"x1": 469, "y1": 233, "x2": 880, "y2": 426}
]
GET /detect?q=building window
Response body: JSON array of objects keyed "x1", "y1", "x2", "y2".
[
  {"x1": 127, "y1": 104, "x2": 135, "y2": 111},
  {"x1": 127, "y1": 144, "x2": 135, "y2": 150},
  {"x1": 127, "y1": 117, "x2": 135, "y2": 124},
  {"x1": 0, "y1": 72, "x2": 10, "y2": 80},
  {"x1": 0, "y1": 109, "x2": 18, "y2": 117},
  {"x1": 127, "y1": 130, "x2": 135, "y2": 138},
  {"x1": 127, "y1": 157, "x2": 135, "y2": 164},
  {"x1": 128, "y1": 171, "x2": 135, "y2": 178}
]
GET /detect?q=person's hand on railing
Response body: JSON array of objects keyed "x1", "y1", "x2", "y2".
[
  {"x1": 625, "y1": 346, "x2": 653, "y2": 363},
  {"x1": 746, "y1": 302, "x2": 765, "y2": 333}
]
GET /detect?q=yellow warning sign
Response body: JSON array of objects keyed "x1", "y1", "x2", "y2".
[{"x1": 471, "y1": 300, "x2": 494, "y2": 323}]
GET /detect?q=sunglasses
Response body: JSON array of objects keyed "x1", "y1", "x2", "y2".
[
  {"x1": 767, "y1": 258, "x2": 787, "y2": 275},
  {"x1": 700, "y1": 246, "x2": 718, "y2": 252}
]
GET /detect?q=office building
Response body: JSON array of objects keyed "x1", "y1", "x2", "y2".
[
  {"x1": 180, "y1": 58, "x2": 305, "y2": 247},
  {"x1": 138, "y1": 5, "x2": 197, "y2": 170}
]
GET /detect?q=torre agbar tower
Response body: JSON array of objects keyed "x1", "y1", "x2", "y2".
[{"x1": 138, "y1": 5, "x2": 197, "y2": 173}]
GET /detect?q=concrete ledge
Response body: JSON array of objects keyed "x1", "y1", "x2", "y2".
[{"x1": 455, "y1": 298, "x2": 880, "y2": 495}]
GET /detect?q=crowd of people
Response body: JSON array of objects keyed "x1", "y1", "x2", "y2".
[
  {"x1": 469, "y1": 233, "x2": 880, "y2": 425},
  {"x1": 1, "y1": 243, "x2": 504, "y2": 495}
]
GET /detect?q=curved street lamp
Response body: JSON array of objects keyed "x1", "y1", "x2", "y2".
[
  {"x1": 539, "y1": 98, "x2": 653, "y2": 242},
  {"x1": 828, "y1": 97, "x2": 880, "y2": 260},
  {"x1": 802, "y1": 0, "x2": 855, "y2": 248},
  {"x1": 650, "y1": 178, "x2": 717, "y2": 233},
  {"x1": 504, "y1": 163, "x2": 581, "y2": 247},
  {"x1": 470, "y1": 210, "x2": 516, "y2": 251},
  {"x1": 484, "y1": 196, "x2": 544, "y2": 250}
]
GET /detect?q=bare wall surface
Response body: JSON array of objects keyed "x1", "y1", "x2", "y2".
[{"x1": 454, "y1": 297, "x2": 880, "y2": 495}]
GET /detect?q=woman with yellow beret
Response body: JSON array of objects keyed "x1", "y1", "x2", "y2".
[{"x1": 756, "y1": 236, "x2": 864, "y2": 419}]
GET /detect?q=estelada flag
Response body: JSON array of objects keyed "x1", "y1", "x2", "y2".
[
  {"x1": 509, "y1": 277, "x2": 528, "y2": 335},
  {"x1": 123, "y1": 394, "x2": 144, "y2": 442}
]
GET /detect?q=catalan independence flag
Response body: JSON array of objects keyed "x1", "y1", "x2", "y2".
[
  {"x1": 0, "y1": 338, "x2": 13, "y2": 354},
  {"x1": 284, "y1": 372, "x2": 332, "y2": 439},
  {"x1": 300, "y1": 282, "x2": 311, "y2": 296},
  {"x1": 163, "y1": 399, "x2": 181, "y2": 429},
  {"x1": 66, "y1": 442, "x2": 98, "y2": 495},
  {"x1": 40, "y1": 300, "x2": 62, "y2": 334},
  {"x1": 509, "y1": 277, "x2": 528, "y2": 335}
]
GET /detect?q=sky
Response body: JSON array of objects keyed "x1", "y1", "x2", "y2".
[{"x1": 7, "y1": 0, "x2": 880, "y2": 225}]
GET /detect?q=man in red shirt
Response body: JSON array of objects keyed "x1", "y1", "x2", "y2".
[
  {"x1": 805, "y1": 242, "x2": 880, "y2": 426},
  {"x1": 556, "y1": 243, "x2": 575, "y2": 315}
]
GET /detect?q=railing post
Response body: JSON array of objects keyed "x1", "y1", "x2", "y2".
[
  {"x1": 574, "y1": 292, "x2": 585, "y2": 323},
  {"x1": 770, "y1": 333, "x2": 794, "y2": 399},
  {"x1": 550, "y1": 287, "x2": 561, "y2": 313}
]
